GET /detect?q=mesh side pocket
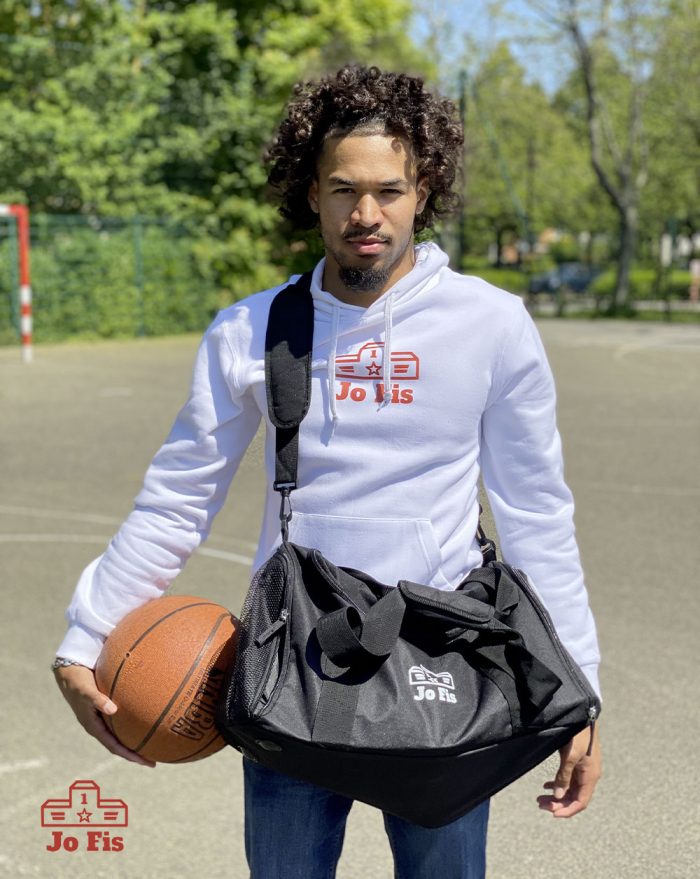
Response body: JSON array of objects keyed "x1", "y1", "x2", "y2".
[{"x1": 227, "y1": 549, "x2": 289, "y2": 721}]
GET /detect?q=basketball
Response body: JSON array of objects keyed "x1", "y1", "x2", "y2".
[{"x1": 95, "y1": 595, "x2": 238, "y2": 763}]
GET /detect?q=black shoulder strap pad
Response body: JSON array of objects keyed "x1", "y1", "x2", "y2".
[{"x1": 265, "y1": 272, "x2": 314, "y2": 429}]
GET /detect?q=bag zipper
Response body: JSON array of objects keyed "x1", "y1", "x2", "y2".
[
  {"x1": 310, "y1": 551, "x2": 365, "y2": 614},
  {"x1": 400, "y1": 586, "x2": 492, "y2": 625},
  {"x1": 510, "y1": 566, "x2": 599, "y2": 715},
  {"x1": 247, "y1": 609, "x2": 290, "y2": 716},
  {"x1": 254, "y1": 609, "x2": 289, "y2": 647},
  {"x1": 586, "y1": 706, "x2": 598, "y2": 756}
]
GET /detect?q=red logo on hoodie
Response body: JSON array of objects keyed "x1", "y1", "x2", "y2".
[{"x1": 335, "y1": 342, "x2": 419, "y2": 381}]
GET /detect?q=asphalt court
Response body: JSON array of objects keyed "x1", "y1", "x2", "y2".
[{"x1": 1, "y1": 319, "x2": 699, "y2": 877}]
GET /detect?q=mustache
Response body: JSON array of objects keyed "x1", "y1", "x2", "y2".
[{"x1": 343, "y1": 231, "x2": 391, "y2": 243}]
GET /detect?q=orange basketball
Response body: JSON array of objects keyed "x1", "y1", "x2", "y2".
[{"x1": 95, "y1": 595, "x2": 238, "y2": 763}]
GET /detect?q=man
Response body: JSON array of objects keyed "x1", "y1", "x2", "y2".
[{"x1": 54, "y1": 66, "x2": 601, "y2": 878}]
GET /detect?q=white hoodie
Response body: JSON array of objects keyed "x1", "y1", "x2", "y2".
[{"x1": 57, "y1": 243, "x2": 600, "y2": 695}]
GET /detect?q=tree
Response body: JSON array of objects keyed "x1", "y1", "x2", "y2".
[
  {"x1": 527, "y1": 0, "x2": 660, "y2": 311},
  {"x1": 460, "y1": 43, "x2": 598, "y2": 265},
  {"x1": 643, "y1": 0, "x2": 700, "y2": 248},
  {"x1": 0, "y1": 0, "x2": 429, "y2": 298}
]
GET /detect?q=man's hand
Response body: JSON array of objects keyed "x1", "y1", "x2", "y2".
[
  {"x1": 537, "y1": 722, "x2": 601, "y2": 818},
  {"x1": 53, "y1": 664, "x2": 156, "y2": 768}
]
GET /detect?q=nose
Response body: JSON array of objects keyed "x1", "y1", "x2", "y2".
[{"x1": 351, "y1": 194, "x2": 382, "y2": 228}]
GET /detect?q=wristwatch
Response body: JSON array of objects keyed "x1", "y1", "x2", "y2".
[{"x1": 51, "y1": 657, "x2": 86, "y2": 671}]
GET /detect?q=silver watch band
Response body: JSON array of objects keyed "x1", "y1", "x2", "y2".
[{"x1": 51, "y1": 657, "x2": 87, "y2": 671}]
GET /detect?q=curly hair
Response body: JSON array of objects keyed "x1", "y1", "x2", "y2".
[{"x1": 266, "y1": 66, "x2": 464, "y2": 234}]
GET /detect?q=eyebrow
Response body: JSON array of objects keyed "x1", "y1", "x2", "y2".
[{"x1": 328, "y1": 176, "x2": 408, "y2": 187}]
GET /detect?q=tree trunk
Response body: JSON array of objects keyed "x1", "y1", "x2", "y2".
[
  {"x1": 563, "y1": 8, "x2": 648, "y2": 316},
  {"x1": 612, "y1": 203, "x2": 638, "y2": 311},
  {"x1": 495, "y1": 226, "x2": 504, "y2": 267}
]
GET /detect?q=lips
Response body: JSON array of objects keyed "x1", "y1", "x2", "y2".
[{"x1": 346, "y1": 238, "x2": 389, "y2": 255}]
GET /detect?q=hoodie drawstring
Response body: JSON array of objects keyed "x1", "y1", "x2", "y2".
[
  {"x1": 328, "y1": 305, "x2": 340, "y2": 428},
  {"x1": 380, "y1": 293, "x2": 394, "y2": 408},
  {"x1": 326, "y1": 290, "x2": 395, "y2": 427}
]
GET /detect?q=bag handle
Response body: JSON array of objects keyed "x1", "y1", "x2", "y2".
[
  {"x1": 316, "y1": 588, "x2": 405, "y2": 667},
  {"x1": 311, "y1": 588, "x2": 405, "y2": 744}
]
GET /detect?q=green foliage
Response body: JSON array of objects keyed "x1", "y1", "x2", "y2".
[
  {"x1": 454, "y1": 1, "x2": 699, "y2": 299},
  {"x1": 2, "y1": 1, "x2": 696, "y2": 341},
  {"x1": 0, "y1": 0, "x2": 429, "y2": 342},
  {"x1": 460, "y1": 43, "x2": 603, "y2": 262},
  {"x1": 548, "y1": 236, "x2": 582, "y2": 265},
  {"x1": 590, "y1": 268, "x2": 692, "y2": 301},
  {"x1": 462, "y1": 265, "x2": 528, "y2": 295},
  {"x1": 0, "y1": 217, "x2": 226, "y2": 342},
  {"x1": 642, "y1": 1, "x2": 700, "y2": 237}
]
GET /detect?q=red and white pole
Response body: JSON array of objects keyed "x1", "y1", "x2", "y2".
[{"x1": 0, "y1": 203, "x2": 32, "y2": 362}]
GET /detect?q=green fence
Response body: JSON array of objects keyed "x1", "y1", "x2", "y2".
[
  {"x1": 2, "y1": 215, "x2": 696, "y2": 346},
  {"x1": 0, "y1": 215, "x2": 224, "y2": 344},
  {"x1": 0, "y1": 216, "x2": 20, "y2": 345}
]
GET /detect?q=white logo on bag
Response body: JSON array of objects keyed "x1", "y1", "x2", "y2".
[{"x1": 409, "y1": 665, "x2": 457, "y2": 704}]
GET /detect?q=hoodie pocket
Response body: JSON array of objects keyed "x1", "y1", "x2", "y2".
[{"x1": 288, "y1": 511, "x2": 451, "y2": 589}]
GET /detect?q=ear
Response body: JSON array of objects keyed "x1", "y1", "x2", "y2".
[
  {"x1": 308, "y1": 179, "x2": 320, "y2": 214},
  {"x1": 415, "y1": 176, "x2": 429, "y2": 215}
]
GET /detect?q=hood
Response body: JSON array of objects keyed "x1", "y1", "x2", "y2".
[{"x1": 309, "y1": 242, "x2": 450, "y2": 428}]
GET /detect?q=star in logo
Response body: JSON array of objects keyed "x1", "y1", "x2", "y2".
[
  {"x1": 77, "y1": 809, "x2": 92, "y2": 823},
  {"x1": 366, "y1": 362, "x2": 381, "y2": 377}
]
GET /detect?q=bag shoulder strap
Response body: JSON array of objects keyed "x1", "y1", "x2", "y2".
[
  {"x1": 265, "y1": 272, "x2": 315, "y2": 434},
  {"x1": 265, "y1": 273, "x2": 314, "y2": 533}
]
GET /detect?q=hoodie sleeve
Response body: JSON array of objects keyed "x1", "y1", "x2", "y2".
[
  {"x1": 480, "y1": 302, "x2": 601, "y2": 696},
  {"x1": 55, "y1": 316, "x2": 262, "y2": 668}
]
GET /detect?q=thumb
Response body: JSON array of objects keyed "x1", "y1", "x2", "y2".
[
  {"x1": 80, "y1": 677, "x2": 118, "y2": 716},
  {"x1": 96, "y1": 694, "x2": 118, "y2": 716}
]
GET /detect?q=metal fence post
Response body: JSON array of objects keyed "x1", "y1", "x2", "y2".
[{"x1": 8, "y1": 215, "x2": 19, "y2": 335}]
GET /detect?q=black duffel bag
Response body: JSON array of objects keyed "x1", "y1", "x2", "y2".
[{"x1": 216, "y1": 273, "x2": 600, "y2": 828}]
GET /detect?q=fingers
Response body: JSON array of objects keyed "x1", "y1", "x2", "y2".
[
  {"x1": 79, "y1": 699, "x2": 156, "y2": 768},
  {"x1": 537, "y1": 773, "x2": 595, "y2": 818},
  {"x1": 87, "y1": 713, "x2": 157, "y2": 768},
  {"x1": 54, "y1": 665, "x2": 156, "y2": 768},
  {"x1": 552, "y1": 745, "x2": 578, "y2": 801},
  {"x1": 537, "y1": 790, "x2": 582, "y2": 818},
  {"x1": 538, "y1": 725, "x2": 602, "y2": 819}
]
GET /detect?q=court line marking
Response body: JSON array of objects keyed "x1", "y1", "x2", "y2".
[
  {"x1": 0, "y1": 504, "x2": 123, "y2": 526},
  {"x1": 0, "y1": 757, "x2": 49, "y2": 776},
  {"x1": 196, "y1": 546, "x2": 255, "y2": 565},
  {"x1": 612, "y1": 338, "x2": 700, "y2": 361},
  {"x1": 0, "y1": 756, "x2": 119, "y2": 823},
  {"x1": 0, "y1": 533, "x2": 254, "y2": 566},
  {"x1": 0, "y1": 656, "x2": 30, "y2": 670},
  {"x1": 0, "y1": 503, "x2": 258, "y2": 553},
  {"x1": 575, "y1": 481, "x2": 700, "y2": 499}
]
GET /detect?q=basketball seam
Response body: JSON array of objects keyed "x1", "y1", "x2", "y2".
[
  {"x1": 133, "y1": 611, "x2": 231, "y2": 755},
  {"x1": 105, "y1": 601, "x2": 218, "y2": 703},
  {"x1": 169, "y1": 731, "x2": 222, "y2": 763}
]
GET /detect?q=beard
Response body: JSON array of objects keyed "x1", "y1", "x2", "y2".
[
  {"x1": 335, "y1": 232, "x2": 394, "y2": 293},
  {"x1": 337, "y1": 264, "x2": 392, "y2": 293}
]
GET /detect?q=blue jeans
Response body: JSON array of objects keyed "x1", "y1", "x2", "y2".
[{"x1": 244, "y1": 759, "x2": 489, "y2": 879}]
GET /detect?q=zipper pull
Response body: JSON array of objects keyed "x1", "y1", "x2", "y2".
[
  {"x1": 585, "y1": 706, "x2": 598, "y2": 757},
  {"x1": 254, "y1": 609, "x2": 288, "y2": 647}
]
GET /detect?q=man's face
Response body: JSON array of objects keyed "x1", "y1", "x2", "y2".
[{"x1": 308, "y1": 132, "x2": 429, "y2": 305}]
